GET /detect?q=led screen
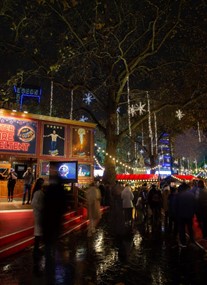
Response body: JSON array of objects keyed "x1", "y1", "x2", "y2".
[{"x1": 49, "y1": 161, "x2": 78, "y2": 183}]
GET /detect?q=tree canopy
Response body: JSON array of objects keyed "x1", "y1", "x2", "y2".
[{"x1": 0, "y1": 0, "x2": 207, "y2": 183}]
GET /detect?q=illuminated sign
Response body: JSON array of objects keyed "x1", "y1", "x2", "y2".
[
  {"x1": 13, "y1": 85, "x2": 42, "y2": 110},
  {"x1": 0, "y1": 117, "x2": 37, "y2": 154}
]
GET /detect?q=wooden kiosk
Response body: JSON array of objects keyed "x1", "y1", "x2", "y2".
[{"x1": 0, "y1": 109, "x2": 96, "y2": 198}]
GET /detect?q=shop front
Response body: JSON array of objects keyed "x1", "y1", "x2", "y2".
[{"x1": 0, "y1": 109, "x2": 96, "y2": 199}]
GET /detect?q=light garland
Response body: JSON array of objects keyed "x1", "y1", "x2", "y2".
[
  {"x1": 154, "y1": 112, "x2": 158, "y2": 154},
  {"x1": 70, "y1": 89, "x2": 73, "y2": 120},
  {"x1": 116, "y1": 107, "x2": 120, "y2": 135},
  {"x1": 197, "y1": 121, "x2": 201, "y2": 142},
  {"x1": 93, "y1": 155, "x2": 105, "y2": 170},
  {"x1": 147, "y1": 91, "x2": 153, "y2": 155},
  {"x1": 94, "y1": 143, "x2": 161, "y2": 172},
  {"x1": 49, "y1": 80, "x2": 53, "y2": 116},
  {"x1": 127, "y1": 77, "x2": 132, "y2": 137}
]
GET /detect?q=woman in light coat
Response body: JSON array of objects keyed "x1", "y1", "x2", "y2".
[
  {"x1": 31, "y1": 178, "x2": 45, "y2": 256},
  {"x1": 86, "y1": 182, "x2": 102, "y2": 237},
  {"x1": 121, "y1": 184, "x2": 134, "y2": 226}
]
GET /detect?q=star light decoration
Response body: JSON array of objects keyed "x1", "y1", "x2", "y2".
[
  {"x1": 79, "y1": 115, "x2": 88, "y2": 122},
  {"x1": 130, "y1": 102, "x2": 146, "y2": 117},
  {"x1": 116, "y1": 106, "x2": 121, "y2": 113},
  {"x1": 175, "y1": 109, "x2": 185, "y2": 120},
  {"x1": 83, "y1": 92, "x2": 94, "y2": 105}
]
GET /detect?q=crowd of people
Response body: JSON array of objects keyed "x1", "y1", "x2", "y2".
[
  {"x1": 97, "y1": 178, "x2": 207, "y2": 248},
  {"x1": 5, "y1": 166, "x2": 207, "y2": 253}
]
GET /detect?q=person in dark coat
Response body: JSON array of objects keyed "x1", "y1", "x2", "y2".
[
  {"x1": 175, "y1": 182, "x2": 196, "y2": 247},
  {"x1": 147, "y1": 184, "x2": 162, "y2": 224},
  {"x1": 7, "y1": 168, "x2": 17, "y2": 202},
  {"x1": 42, "y1": 175, "x2": 67, "y2": 256},
  {"x1": 197, "y1": 180, "x2": 207, "y2": 239},
  {"x1": 22, "y1": 167, "x2": 34, "y2": 204},
  {"x1": 168, "y1": 186, "x2": 178, "y2": 237}
]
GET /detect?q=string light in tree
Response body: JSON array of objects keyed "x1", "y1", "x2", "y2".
[
  {"x1": 147, "y1": 91, "x2": 153, "y2": 155},
  {"x1": 49, "y1": 81, "x2": 53, "y2": 116},
  {"x1": 127, "y1": 77, "x2": 132, "y2": 136},
  {"x1": 116, "y1": 106, "x2": 120, "y2": 135},
  {"x1": 175, "y1": 109, "x2": 185, "y2": 120},
  {"x1": 154, "y1": 112, "x2": 158, "y2": 154},
  {"x1": 83, "y1": 92, "x2": 94, "y2": 105},
  {"x1": 70, "y1": 89, "x2": 73, "y2": 120},
  {"x1": 197, "y1": 121, "x2": 201, "y2": 142}
]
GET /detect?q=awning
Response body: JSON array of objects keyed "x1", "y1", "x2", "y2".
[
  {"x1": 116, "y1": 174, "x2": 159, "y2": 181},
  {"x1": 171, "y1": 174, "x2": 199, "y2": 182}
]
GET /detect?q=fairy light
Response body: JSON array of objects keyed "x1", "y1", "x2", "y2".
[
  {"x1": 93, "y1": 155, "x2": 105, "y2": 170},
  {"x1": 94, "y1": 144, "x2": 162, "y2": 172},
  {"x1": 147, "y1": 91, "x2": 153, "y2": 155},
  {"x1": 127, "y1": 76, "x2": 132, "y2": 137},
  {"x1": 197, "y1": 121, "x2": 201, "y2": 142},
  {"x1": 116, "y1": 107, "x2": 120, "y2": 135},
  {"x1": 49, "y1": 80, "x2": 53, "y2": 116},
  {"x1": 70, "y1": 89, "x2": 74, "y2": 120},
  {"x1": 154, "y1": 112, "x2": 158, "y2": 154}
]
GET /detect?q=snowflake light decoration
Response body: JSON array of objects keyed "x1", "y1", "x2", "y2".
[
  {"x1": 83, "y1": 92, "x2": 94, "y2": 105},
  {"x1": 130, "y1": 102, "x2": 146, "y2": 117},
  {"x1": 116, "y1": 107, "x2": 121, "y2": 113},
  {"x1": 130, "y1": 104, "x2": 137, "y2": 117},
  {"x1": 175, "y1": 109, "x2": 185, "y2": 120},
  {"x1": 79, "y1": 115, "x2": 88, "y2": 122},
  {"x1": 137, "y1": 102, "x2": 146, "y2": 115}
]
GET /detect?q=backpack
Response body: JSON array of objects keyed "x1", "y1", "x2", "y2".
[{"x1": 151, "y1": 191, "x2": 161, "y2": 203}]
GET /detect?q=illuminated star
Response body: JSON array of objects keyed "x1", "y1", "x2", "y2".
[
  {"x1": 83, "y1": 92, "x2": 94, "y2": 105},
  {"x1": 79, "y1": 115, "x2": 88, "y2": 122},
  {"x1": 116, "y1": 106, "x2": 121, "y2": 113},
  {"x1": 175, "y1": 109, "x2": 185, "y2": 120},
  {"x1": 130, "y1": 102, "x2": 146, "y2": 117},
  {"x1": 137, "y1": 102, "x2": 146, "y2": 115},
  {"x1": 130, "y1": 104, "x2": 137, "y2": 117}
]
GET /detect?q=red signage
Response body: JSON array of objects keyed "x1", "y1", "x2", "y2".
[{"x1": 0, "y1": 117, "x2": 37, "y2": 154}]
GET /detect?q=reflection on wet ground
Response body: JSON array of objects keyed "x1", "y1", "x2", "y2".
[{"x1": 1, "y1": 211, "x2": 207, "y2": 285}]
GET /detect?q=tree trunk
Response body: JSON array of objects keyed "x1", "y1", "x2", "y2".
[
  {"x1": 102, "y1": 135, "x2": 118, "y2": 185},
  {"x1": 149, "y1": 154, "x2": 157, "y2": 174},
  {"x1": 102, "y1": 98, "x2": 118, "y2": 185}
]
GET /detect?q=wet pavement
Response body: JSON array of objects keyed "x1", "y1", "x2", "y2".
[{"x1": 1, "y1": 211, "x2": 207, "y2": 285}]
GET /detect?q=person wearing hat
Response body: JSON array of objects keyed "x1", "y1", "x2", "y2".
[
  {"x1": 7, "y1": 168, "x2": 18, "y2": 202},
  {"x1": 22, "y1": 167, "x2": 34, "y2": 205}
]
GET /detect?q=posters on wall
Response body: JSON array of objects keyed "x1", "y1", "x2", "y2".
[
  {"x1": 41, "y1": 161, "x2": 91, "y2": 178},
  {"x1": 40, "y1": 161, "x2": 50, "y2": 176},
  {"x1": 42, "y1": 124, "x2": 65, "y2": 156},
  {"x1": 0, "y1": 116, "x2": 37, "y2": 154},
  {"x1": 72, "y1": 127, "x2": 91, "y2": 157},
  {"x1": 78, "y1": 164, "x2": 91, "y2": 177}
]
